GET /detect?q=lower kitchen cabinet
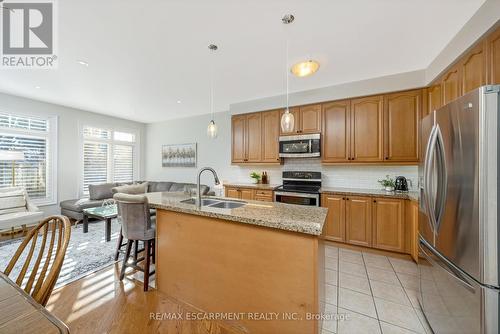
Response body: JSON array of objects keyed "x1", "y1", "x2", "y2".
[
  {"x1": 372, "y1": 197, "x2": 405, "y2": 252},
  {"x1": 321, "y1": 194, "x2": 411, "y2": 255},
  {"x1": 224, "y1": 186, "x2": 273, "y2": 202},
  {"x1": 345, "y1": 196, "x2": 372, "y2": 247},
  {"x1": 321, "y1": 194, "x2": 346, "y2": 242},
  {"x1": 405, "y1": 200, "x2": 419, "y2": 262}
]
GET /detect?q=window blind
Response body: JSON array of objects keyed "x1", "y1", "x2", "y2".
[
  {"x1": 82, "y1": 126, "x2": 137, "y2": 196},
  {"x1": 113, "y1": 144, "x2": 133, "y2": 183},
  {"x1": 83, "y1": 142, "x2": 108, "y2": 195},
  {"x1": 0, "y1": 135, "x2": 48, "y2": 199},
  {"x1": 0, "y1": 112, "x2": 55, "y2": 205}
]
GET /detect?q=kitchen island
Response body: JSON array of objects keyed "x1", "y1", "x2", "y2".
[{"x1": 146, "y1": 192, "x2": 327, "y2": 334}]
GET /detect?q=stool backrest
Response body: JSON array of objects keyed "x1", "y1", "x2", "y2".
[
  {"x1": 4, "y1": 215, "x2": 71, "y2": 306},
  {"x1": 113, "y1": 193, "x2": 152, "y2": 240}
]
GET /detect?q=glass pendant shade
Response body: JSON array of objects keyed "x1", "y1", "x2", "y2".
[
  {"x1": 207, "y1": 120, "x2": 217, "y2": 139},
  {"x1": 280, "y1": 109, "x2": 295, "y2": 133}
]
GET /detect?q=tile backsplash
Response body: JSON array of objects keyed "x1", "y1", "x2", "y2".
[{"x1": 227, "y1": 158, "x2": 418, "y2": 191}]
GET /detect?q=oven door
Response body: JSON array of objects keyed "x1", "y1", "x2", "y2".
[
  {"x1": 279, "y1": 134, "x2": 320, "y2": 158},
  {"x1": 274, "y1": 191, "x2": 320, "y2": 206}
]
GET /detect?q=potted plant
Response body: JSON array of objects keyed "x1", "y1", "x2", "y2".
[
  {"x1": 378, "y1": 175, "x2": 395, "y2": 192},
  {"x1": 250, "y1": 171, "x2": 261, "y2": 184}
]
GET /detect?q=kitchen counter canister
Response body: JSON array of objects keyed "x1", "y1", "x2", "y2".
[
  {"x1": 146, "y1": 191, "x2": 327, "y2": 235},
  {"x1": 320, "y1": 187, "x2": 419, "y2": 201}
]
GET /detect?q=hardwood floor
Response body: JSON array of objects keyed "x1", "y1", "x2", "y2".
[{"x1": 46, "y1": 263, "x2": 245, "y2": 334}]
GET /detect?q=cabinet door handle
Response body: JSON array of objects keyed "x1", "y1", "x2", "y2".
[
  {"x1": 346, "y1": 198, "x2": 349, "y2": 201},
  {"x1": 373, "y1": 200, "x2": 377, "y2": 203},
  {"x1": 385, "y1": 157, "x2": 389, "y2": 160},
  {"x1": 342, "y1": 197, "x2": 345, "y2": 200}
]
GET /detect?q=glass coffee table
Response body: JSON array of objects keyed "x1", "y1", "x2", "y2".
[{"x1": 82, "y1": 204, "x2": 117, "y2": 242}]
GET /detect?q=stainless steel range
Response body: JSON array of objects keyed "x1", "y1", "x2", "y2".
[{"x1": 274, "y1": 171, "x2": 321, "y2": 206}]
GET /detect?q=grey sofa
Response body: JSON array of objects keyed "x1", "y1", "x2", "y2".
[{"x1": 60, "y1": 181, "x2": 213, "y2": 221}]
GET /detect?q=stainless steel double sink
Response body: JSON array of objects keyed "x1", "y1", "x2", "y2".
[{"x1": 180, "y1": 198, "x2": 247, "y2": 209}]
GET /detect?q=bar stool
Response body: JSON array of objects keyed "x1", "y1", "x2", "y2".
[{"x1": 113, "y1": 193, "x2": 156, "y2": 291}]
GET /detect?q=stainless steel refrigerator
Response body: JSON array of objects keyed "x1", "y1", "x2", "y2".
[{"x1": 418, "y1": 85, "x2": 500, "y2": 334}]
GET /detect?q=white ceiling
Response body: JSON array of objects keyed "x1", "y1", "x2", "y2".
[{"x1": 0, "y1": 0, "x2": 486, "y2": 123}]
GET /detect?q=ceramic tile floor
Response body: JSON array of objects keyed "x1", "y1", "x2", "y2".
[{"x1": 322, "y1": 245, "x2": 432, "y2": 334}]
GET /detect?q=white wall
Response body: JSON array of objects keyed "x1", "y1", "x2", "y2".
[
  {"x1": 145, "y1": 111, "x2": 418, "y2": 195},
  {"x1": 0, "y1": 92, "x2": 146, "y2": 216}
]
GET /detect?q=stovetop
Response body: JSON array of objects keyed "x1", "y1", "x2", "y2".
[
  {"x1": 277, "y1": 171, "x2": 322, "y2": 194},
  {"x1": 275, "y1": 184, "x2": 321, "y2": 194}
]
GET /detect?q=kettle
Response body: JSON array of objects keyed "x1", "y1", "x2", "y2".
[{"x1": 395, "y1": 176, "x2": 408, "y2": 192}]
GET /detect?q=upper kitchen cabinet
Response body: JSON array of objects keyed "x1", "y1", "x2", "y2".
[
  {"x1": 487, "y1": 26, "x2": 500, "y2": 84},
  {"x1": 426, "y1": 84, "x2": 442, "y2": 116},
  {"x1": 441, "y1": 64, "x2": 461, "y2": 105},
  {"x1": 460, "y1": 41, "x2": 487, "y2": 94},
  {"x1": 245, "y1": 113, "x2": 262, "y2": 162},
  {"x1": 279, "y1": 107, "x2": 300, "y2": 135},
  {"x1": 300, "y1": 104, "x2": 322, "y2": 134},
  {"x1": 350, "y1": 95, "x2": 384, "y2": 162},
  {"x1": 261, "y1": 110, "x2": 281, "y2": 163},
  {"x1": 231, "y1": 115, "x2": 246, "y2": 163},
  {"x1": 383, "y1": 90, "x2": 421, "y2": 162},
  {"x1": 231, "y1": 112, "x2": 281, "y2": 164},
  {"x1": 280, "y1": 104, "x2": 322, "y2": 135},
  {"x1": 322, "y1": 100, "x2": 350, "y2": 163}
]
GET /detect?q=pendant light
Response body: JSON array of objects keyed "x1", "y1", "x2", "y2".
[
  {"x1": 280, "y1": 14, "x2": 295, "y2": 133},
  {"x1": 207, "y1": 44, "x2": 218, "y2": 139}
]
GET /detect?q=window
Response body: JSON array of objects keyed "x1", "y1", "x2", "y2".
[
  {"x1": 81, "y1": 126, "x2": 138, "y2": 196},
  {"x1": 0, "y1": 112, "x2": 57, "y2": 205}
]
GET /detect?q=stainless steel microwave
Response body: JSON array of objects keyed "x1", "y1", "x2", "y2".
[{"x1": 278, "y1": 133, "x2": 320, "y2": 158}]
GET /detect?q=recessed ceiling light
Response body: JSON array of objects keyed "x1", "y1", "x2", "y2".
[
  {"x1": 177, "y1": 100, "x2": 182, "y2": 104},
  {"x1": 77, "y1": 60, "x2": 89, "y2": 67},
  {"x1": 35, "y1": 86, "x2": 41, "y2": 89},
  {"x1": 291, "y1": 60, "x2": 320, "y2": 77}
]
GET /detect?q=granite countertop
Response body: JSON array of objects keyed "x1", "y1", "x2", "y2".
[
  {"x1": 223, "y1": 183, "x2": 280, "y2": 190},
  {"x1": 146, "y1": 192, "x2": 327, "y2": 236},
  {"x1": 320, "y1": 187, "x2": 419, "y2": 201}
]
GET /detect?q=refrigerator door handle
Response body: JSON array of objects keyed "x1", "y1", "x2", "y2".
[
  {"x1": 423, "y1": 125, "x2": 438, "y2": 231},
  {"x1": 433, "y1": 126, "x2": 448, "y2": 233},
  {"x1": 419, "y1": 238, "x2": 475, "y2": 292}
]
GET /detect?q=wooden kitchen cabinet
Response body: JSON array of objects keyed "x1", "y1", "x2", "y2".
[
  {"x1": 350, "y1": 96, "x2": 384, "y2": 162},
  {"x1": 280, "y1": 104, "x2": 322, "y2": 135},
  {"x1": 225, "y1": 186, "x2": 273, "y2": 202},
  {"x1": 226, "y1": 188, "x2": 240, "y2": 199},
  {"x1": 322, "y1": 100, "x2": 351, "y2": 163},
  {"x1": 345, "y1": 196, "x2": 372, "y2": 247},
  {"x1": 426, "y1": 84, "x2": 442, "y2": 115},
  {"x1": 246, "y1": 113, "x2": 262, "y2": 162},
  {"x1": 321, "y1": 194, "x2": 346, "y2": 242},
  {"x1": 405, "y1": 200, "x2": 419, "y2": 262},
  {"x1": 231, "y1": 115, "x2": 246, "y2": 163},
  {"x1": 487, "y1": 26, "x2": 500, "y2": 84},
  {"x1": 300, "y1": 104, "x2": 322, "y2": 134},
  {"x1": 231, "y1": 112, "x2": 280, "y2": 164},
  {"x1": 261, "y1": 110, "x2": 281, "y2": 163},
  {"x1": 372, "y1": 198, "x2": 405, "y2": 252},
  {"x1": 442, "y1": 64, "x2": 461, "y2": 105},
  {"x1": 383, "y1": 90, "x2": 420, "y2": 162},
  {"x1": 460, "y1": 41, "x2": 487, "y2": 94},
  {"x1": 321, "y1": 193, "x2": 411, "y2": 255},
  {"x1": 240, "y1": 189, "x2": 255, "y2": 200}
]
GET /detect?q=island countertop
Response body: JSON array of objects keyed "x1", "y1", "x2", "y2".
[{"x1": 146, "y1": 191, "x2": 327, "y2": 236}]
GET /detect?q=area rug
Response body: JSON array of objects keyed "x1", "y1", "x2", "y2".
[{"x1": 0, "y1": 219, "x2": 121, "y2": 289}]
